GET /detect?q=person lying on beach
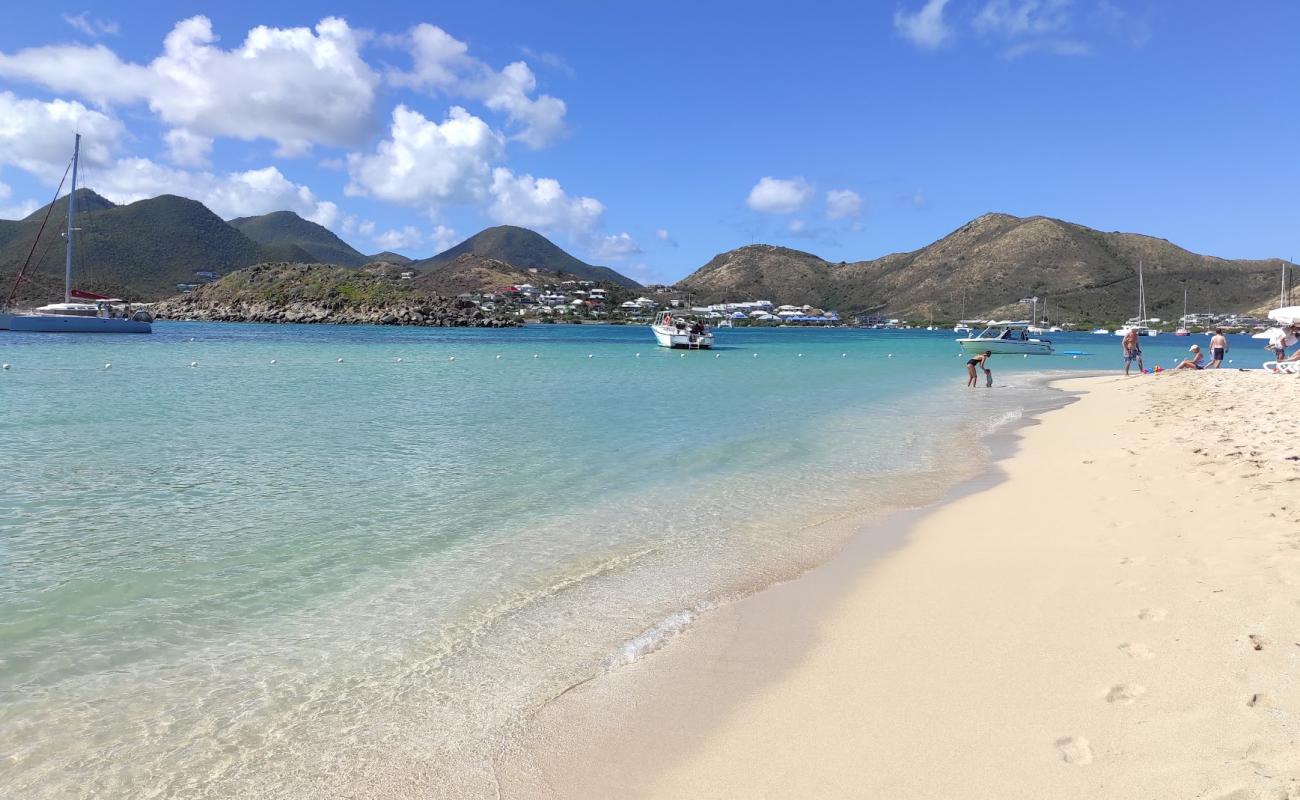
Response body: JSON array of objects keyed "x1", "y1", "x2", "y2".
[
  {"x1": 1173, "y1": 344, "x2": 1205, "y2": 370},
  {"x1": 967, "y1": 351, "x2": 991, "y2": 387}
]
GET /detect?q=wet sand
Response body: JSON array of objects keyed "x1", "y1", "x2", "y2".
[{"x1": 506, "y1": 371, "x2": 1300, "y2": 799}]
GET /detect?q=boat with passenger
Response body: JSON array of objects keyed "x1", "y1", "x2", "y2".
[
  {"x1": 651, "y1": 311, "x2": 714, "y2": 349},
  {"x1": 956, "y1": 321, "x2": 1054, "y2": 355}
]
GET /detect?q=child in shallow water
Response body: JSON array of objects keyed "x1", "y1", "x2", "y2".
[{"x1": 966, "y1": 350, "x2": 992, "y2": 387}]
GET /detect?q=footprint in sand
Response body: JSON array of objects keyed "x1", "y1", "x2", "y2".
[
  {"x1": 1105, "y1": 683, "x2": 1147, "y2": 704},
  {"x1": 1118, "y1": 642, "x2": 1155, "y2": 660},
  {"x1": 1138, "y1": 607, "x2": 1168, "y2": 621},
  {"x1": 1054, "y1": 736, "x2": 1093, "y2": 765},
  {"x1": 1119, "y1": 556, "x2": 1146, "y2": 566}
]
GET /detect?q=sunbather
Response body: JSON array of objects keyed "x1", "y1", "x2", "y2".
[{"x1": 1173, "y1": 344, "x2": 1205, "y2": 370}]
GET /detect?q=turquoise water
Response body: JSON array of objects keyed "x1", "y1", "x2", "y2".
[{"x1": 0, "y1": 323, "x2": 1261, "y2": 797}]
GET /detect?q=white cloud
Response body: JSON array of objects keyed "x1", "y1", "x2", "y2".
[
  {"x1": 62, "y1": 12, "x2": 120, "y2": 38},
  {"x1": 93, "y1": 158, "x2": 339, "y2": 224},
  {"x1": 0, "y1": 91, "x2": 125, "y2": 173},
  {"x1": 787, "y1": 219, "x2": 807, "y2": 234},
  {"x1": 373, "y1": 226, "x2": 424, "y2": 251},
  {"x1": 0, "y1": 16, "x2": 378, "y2": 155},
  {"x1": 973, "y1": 0, "x2": 1072, "y2": 37},
  {"x1": 389, "y1": 23, "x2": 568, "y2": 149},
  {"x1": 1002, "y1": 38, "x2": 1090, "y2": 58},
  {"x1": 345, "y1": 105, "x2": 503, "y2": 208},
  {"x1": 591, "y1": 232, "x2": 642, "y2": 261},
  {"x1": 359, "y1": 220, "x2": 376, "y2": 236},
  {"x1": 746, "y1": 176, "x2": 814, "y2": 214},
  {"x1": 894, "y1": 0, "x2": 954, "y2": 50},
  {"x1": 825, "y1": 188, "x2": 862, "y2": 220},
  {"x1": 0, "y1": 179, "x2": 40, "y2": 219},
  {"x1": 655, "y1": 227, "x2": 678, "y2": 247},
  {"x1": 486, "y1": 167, "x2": 604, "y2": 239},
  {"x1": 430, "y1": 224, "x2": 459, "y2": 253},
  {"x1": 163, "y1": 128, "x2": 212, "y2": 167}
]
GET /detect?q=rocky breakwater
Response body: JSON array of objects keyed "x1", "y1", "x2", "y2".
[{"x1": 151, "y1": 262, "x2": 519, "y2": 328}]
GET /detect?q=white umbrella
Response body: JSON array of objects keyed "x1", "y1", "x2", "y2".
[{"x1": 1268, "y1": 306, "x2": 1300, "y2": 325}]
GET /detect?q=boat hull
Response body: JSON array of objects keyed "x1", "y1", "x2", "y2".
[
  {"x1": 957, "y1": 338, "x2": 1054, "y2": 355},
  {"x1": 652, "y1": 325, "x2": 713, "y2": 349},
  {"x1": 0, "y1": 313, "x2": 152, "y2": 333}
]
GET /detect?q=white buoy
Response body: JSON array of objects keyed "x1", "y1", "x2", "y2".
[
  {"x1": 842, "y1": 353, "x2": 847, "y2": 357},
  {"x1": 395, "y1": 357, "x2": 402, "y2": 363},
  {"x1": 715, "y1": 353, "x2": 721, "y2": 358},
  {"x1": 753, "y1": 353, "x2": 758, "y2": 358},
  {"x1": 798, "y1": 353, "x2": 804, "y2": 358},
  {"x1": 1072, "y1": 355, "x2": 1078, "y2": 359},
  {"x1": 680, "y1": 353, "x2": 686, "y2": 358},
  {"x1": 104, "y1": 363, "x2": 112, "y2": 369},
  {"x1": 635, "y1": 353, "x2": 641, "y2": 357},
  {"x1": 189, "y1": 361, "x2": 198, "y2": 368},
  {"x1": 1023, "y1": 354, "x2": 1028, "y2": 358},
  {"x1": 190, "y1": 337, "x2": 195, "y2": 342},
  {"x1": 887, "y1": 354, "x2": 893, "y2": 358},
  {"x1": 495, "y1": 354, "x2": 502, "y2": 360},
  {"x1": 1, "y1": 363, "x2": 8, "y2": 370},
  {"x1": 588, "y1": 354, "x2": 593, "y2": 359},
  {"x1": 270, "y1": 359, "x2": 277, "y2": 365},
  {"x1": 533, "y1": 353, "x2": 539, "y2": 359},
  {"x1": 449, "y1": 356, "x2": 456, "y2": 362}
]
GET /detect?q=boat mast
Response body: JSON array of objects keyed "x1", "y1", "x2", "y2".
[
  {"x1": 64, "y1": 133, "x2": 80, "y2": 304},
  {"x1": 1137, "y1": 260, "x2": 1145, "y2": 324}
]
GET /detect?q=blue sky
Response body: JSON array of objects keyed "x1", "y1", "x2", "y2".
[{"x1": 0, "y1": 1, "x2": 1296, "y2": 283}]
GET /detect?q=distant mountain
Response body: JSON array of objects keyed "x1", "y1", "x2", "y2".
[
  {"x1": 679, "y1": 213, "x2": 1290, "y2": 323},
  {"x1": 0, "y1": 189, "x2": 312, "y2": 302},
  {"x1": 418, "y1": 225, "x2": 641, "y2": 287},
  {"x1": 367, "y1": 251, "x2": 413, "y2": 265},
  {"x1": 229, "y1": 210, "x2": 366, "y2": 267}
]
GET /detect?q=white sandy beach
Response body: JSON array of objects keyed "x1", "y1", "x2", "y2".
[{"x1": 515, "y1": 370, "x2": 1300, "y2": 799}]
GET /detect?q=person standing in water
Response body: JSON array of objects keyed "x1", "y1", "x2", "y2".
[
  {"x1": 1209, "y1": 328, "x2": 1228, "y2": 368},
  {"x1": 1122, "y1": 327, "x2": 1143, "y2": 376},
  {"x1": 967, "y1": 350, "x2": 992, "y2": 387}
]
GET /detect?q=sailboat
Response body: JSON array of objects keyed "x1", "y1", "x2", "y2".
[
  {"x1": 1174, "y1": 284, "x2": 1190, "y2": 335},
  {"x1": 0, "y1": 134, "x2": 152, "y2": 333},
  {"x1": 1114, "y1": 260, "x2": 1157, "y2": 337}
]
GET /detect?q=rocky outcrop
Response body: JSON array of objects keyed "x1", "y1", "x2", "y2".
[{"x1": 150, "y1": 262, "x2": 520, "y2": 327}]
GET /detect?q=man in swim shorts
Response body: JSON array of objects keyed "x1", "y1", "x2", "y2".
[
  {"x1": 1122, "y1": 327, "x2": 1143, "y2": 376},
  {"x1": 1209, "y1": 328, "x2": 1228, "y2": 368}
]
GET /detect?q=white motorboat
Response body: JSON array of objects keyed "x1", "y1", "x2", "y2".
[
  {"x1": 0, "y1": 134, "x2": 152, "y2": 334},
  {"x1": 1090, "y1": 328, "x2": 1111, "y2": 335},
  {"x1": 651, "y1": 311, "x2": 713, "y2": 349},
  {"x1": 957, "y1": 321, "x2": 1054, "y2": 355}
]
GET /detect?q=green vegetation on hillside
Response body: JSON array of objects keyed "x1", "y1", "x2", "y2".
[
  {"x1": 418, "y1": 225, "x2": 641, "y2": 287},
  {"x1": 229, "y1": 210, "x2": 367, "y2": 267}
]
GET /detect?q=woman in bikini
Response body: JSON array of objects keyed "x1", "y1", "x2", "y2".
[{"x1": 967, "y1": 350, "x2": 992, "y2": 387}]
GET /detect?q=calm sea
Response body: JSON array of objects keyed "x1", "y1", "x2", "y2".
[{"x1": 0, "y1": 322, "x2": 1259, "y2": 797}]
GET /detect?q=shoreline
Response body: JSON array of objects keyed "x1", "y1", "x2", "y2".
[{"x1": 504, "y1": 371, "x2": 1300, "y2": 798}]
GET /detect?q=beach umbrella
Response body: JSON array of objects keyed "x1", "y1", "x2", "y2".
[{"x1": 1268, "y1": 306, "x2": 1300, "y2": 325}]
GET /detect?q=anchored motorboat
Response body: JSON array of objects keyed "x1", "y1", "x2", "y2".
[
  {"x1": 651, "y1": 311, "x2": 713, "y2": 349},
  {"x1": 956, "y1": 321, "x2": 1055, "y2": 355}
]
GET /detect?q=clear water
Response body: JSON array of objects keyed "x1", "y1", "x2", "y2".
[{"x1": 0, "y1": 323, "x2": 1258, "y2": 797}]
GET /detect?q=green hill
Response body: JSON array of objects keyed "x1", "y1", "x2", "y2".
[
  {"x1": 229, "y1": 210, "x2": 367, "y2": 267},
  {"x1": 366, "y1": 251, "x2": 413, "y2": 265},
  {"x1": 679, "y1": 213, "x2": 1291, "y2": 324},
  {"x1": 0, "y1": 189, "x2": 312, "y2": 302},
  {"x1": 418, "y1": 225, "x2": 641, "y2": 287}
]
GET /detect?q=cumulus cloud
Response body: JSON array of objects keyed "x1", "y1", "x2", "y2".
[
  {"x1": 591, "y1": 232, "x2": 642, "y2": 261},
  {"x1": 486, "y1": 167, "x2": 604, "y2": 238},
  {"x1": 62, "y1": 12, "x2": 120, "y2": 38},
  {"x1": 973, "y1": 0, "x2": 1072, "y2": 37},
  {"x1": 0, "y1": 179, "x2": 40, "y2": 220},
  {"x1": 894, "y1": 0, "x2": 953, "y2": 50},
  {"x1": 0, "y1": 16, "x2": 378, "y2": 155},
  {"x1": 163, "y1": 128, "x2": 212, "y2": 167},
  {"x1": 746, "y1": 176, "x2": 814, "y2": 214},
  {"x1": 430, "y1": 224, "x2": 459, "y2": 253},
  {"x1": 92, "y1": 158, "x2": 339, "y2": 225},
  {"x1": 0, "y1": 91, "x2": 124, "y2": 173},
  {"x1": 825, "y1": 188, "x2": 862, "y2": 220},
  {"x1": 373, "y1": 226, "x2": 424, "y2": 251},
  {"x1": 389, "y1": 23, "x2": 568, "y2": 149},
  {"x1": 345, "y1": 105, "x2": 503, "y2": 209}
]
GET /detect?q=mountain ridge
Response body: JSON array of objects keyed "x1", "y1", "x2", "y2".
[
  {"x1": 229, "y1": 210, "x2": 367, "y2": 267},
  {"x1": 418, "y1": 225, "x2": 642, "y2": 288}
]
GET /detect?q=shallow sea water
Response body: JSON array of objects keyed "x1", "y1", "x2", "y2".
[{"x1": 0, "y1": 322, "x2": 1256, "y2": 797}]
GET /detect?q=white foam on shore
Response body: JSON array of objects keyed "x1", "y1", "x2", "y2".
[{"x1": 605, "y1": 601, "x2": 716, "y2": 670}]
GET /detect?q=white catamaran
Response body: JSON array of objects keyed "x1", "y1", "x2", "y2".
[{"x1": 0, "y1": 134, "x2": 153, "y2": 334}]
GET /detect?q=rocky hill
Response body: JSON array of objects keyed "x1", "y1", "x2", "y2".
[
  {"x1": 367, "y1": 251, "x2": 413, "y2": 265},
  {"x1": 419, "y1": 225, "x2": 640, "y2": 288},
  {"x1": 679, "y1": 213, "x2": 1290, "y2": 323},
  {"x1": 152, "y1": 262, "x2": 517, "y2": 327},
  {"x1": 229, "y1": 210, "x2": 367, "y2": 267},
  {"x1": 1, "y1": 190, "x2": 313, "y2": 302},
  {"x1": 410, "y1": 254, "x2": 540, "y2": 296}
]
